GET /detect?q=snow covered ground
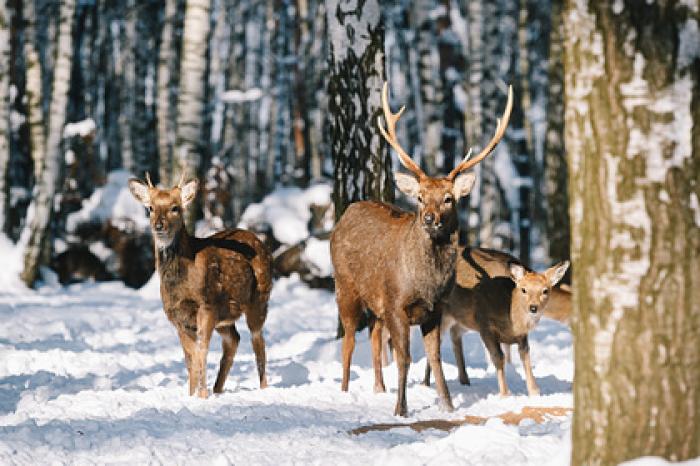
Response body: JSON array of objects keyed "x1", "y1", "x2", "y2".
[{"x1": 0, "y1": 269, "x2": 577, "y2": 465}]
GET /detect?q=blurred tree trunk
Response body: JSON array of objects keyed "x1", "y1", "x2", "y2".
[
  {"x1": 413, "y1": 0, "x2": 442, "y2": 175},
  {"x1": 21, "y1": 0, "x2": 76, "y2": 286},
  {"x1": 327, "y1": 0, "x2": 390, "y2": 337},
  {"x1": 175, "y1": 0, "x2": 211, "y2": 226},
  {"x1": 157, "y1": 0, "x2": 178, "y2": 186},
  {"x1": 543, "y1": 0, "x2": 568, "y2": 264},
  {"x1": 0, "y1": 0, "x2": 10, "y2": 231},
  {"x1": 118, "y1": 0, "x2": 135, "y2": 172},
  {"x1": 23, "y1": 0, "x2": 45, "y2": 181},
  {"x1": 566, "y1": 1, "x2": 700, "y2": 464}
]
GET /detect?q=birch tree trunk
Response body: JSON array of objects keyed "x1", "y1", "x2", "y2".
[
  {"x1": 175, "y1": 0, "x2": 211, "y2": 225},
  {"x1": 0, "y1": 0, "x2": 10, "y2": 231},
  {"x1": 157, "y1": 0, "x2": 178, "y2": 186},
  {"x1": 21, "y1": 0, "x2": 76, "y2": 286},
  {"x1": 23, "y1": 0, "x2": 45, "y2": 181},
  {"x1": 566, "y1": 1, "x2": 700, "y2": 463},
  {"x1": 327, "y1": 0, "x2": 392, "y2": 220}
]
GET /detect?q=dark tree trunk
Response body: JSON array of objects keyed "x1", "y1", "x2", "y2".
[{"x1": 565, "y1": 1, "x2": 700, "y2": 464}]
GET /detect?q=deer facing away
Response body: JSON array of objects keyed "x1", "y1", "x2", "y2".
[
  {"x1": 129, "y1": 175, "x2": 272, "y2": 398},
  {"x1": 330, "y1": 82, "x2": 513, "y2": 416},
  {"x1": 424, "y1": 247, "x2": 569, "y2": 396}
]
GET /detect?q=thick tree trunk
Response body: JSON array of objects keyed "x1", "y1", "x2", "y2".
[
  {"x1": 21, "y1": 0, "x2": 76, "y2": 286},
  {"x1": 0, "y1": 0, "x2": 10, "y2": 231},
  {"x1": 566, "y1": 1, "x2": 700, "y2": 464},
  {"x1": 175, "y1": 0, "x2": 211, "y2": 226},
  {"x1": 327, "y1": 0, "x2": 391, "y2": 220},
  {"x1": 543, "y1": 0, "x2": 568, "y2": 264}
]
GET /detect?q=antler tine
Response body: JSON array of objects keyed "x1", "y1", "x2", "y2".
[
  {"x1": 177, "y1": 171, "x2": 186, "y2": 188},
  {"x1": 377, "y1": 81, "x2": 425, "y2": 179},
  {"x1": 145, "y1": 172, "x2": 154, "y2": 188},
  {"x1": 448, "y1": 84, "x2": 514, "y2": 180}
]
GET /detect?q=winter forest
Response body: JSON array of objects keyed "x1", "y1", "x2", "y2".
[{"x1": 0, "y1": 0, "x2": 698, "y2": 464}]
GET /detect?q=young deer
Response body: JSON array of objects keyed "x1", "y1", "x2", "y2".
[
  {"x1": 331, "y1": 82, "x2": 512, "y2": 416},
  {"x1": 129, "y1": 174, "x2": 272, "y2": 398},
  {"x1": 424, "y1": 247, "x2": 569, "y2": 396}
]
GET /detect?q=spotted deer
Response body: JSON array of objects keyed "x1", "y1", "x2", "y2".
[
  {"x1": 331, "y1": 82, "x2": 513, "y2": 416},
  {"x1": 129, "y1": 174, "x2": 272, "y2": 398},
  {"x1": 424, "y1": 247, "x2": 569, "y2": 396}
]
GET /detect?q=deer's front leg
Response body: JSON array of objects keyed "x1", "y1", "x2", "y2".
[
  {"x1": 194, "y1": 306, "x2": 216, "y2": 398},
  {"x1": 421, "y1": 310, "x2": 454, "y2": 412},
  {"x1": 518, "y1": 336, "x2": 540, "y2": 396},
  {"x1": 481, "y1": 330, "x2": 509, "y2": 396}
]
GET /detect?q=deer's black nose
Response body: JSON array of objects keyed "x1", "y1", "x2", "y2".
[
  {"x1": 424, "y1": 213, "x2": 435, "y2": 226},
  {"x1": 155, "y1": 221, "x2": 164, "y2": 231},
  {"x1": 529, "y1": 305, "x2": 538, "y2": 314}
]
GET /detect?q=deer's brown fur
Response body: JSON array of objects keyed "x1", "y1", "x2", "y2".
[
  {"x1": 129, "y1": 176, "x2": 272, "y2": 398},
  {"x1": 330, "y1": 82, "x2": 513, "y2": 416},
  {"x1": 424, "y1": 247, "x2": 568, "y2": 396}
]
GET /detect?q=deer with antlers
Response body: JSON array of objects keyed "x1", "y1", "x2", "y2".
[
  {"x1": 330, "y1": 82, "x2": 513, "y2": 416},
  {"x1": 129, "y1": 174, "x2": 272, "y2": 398}
]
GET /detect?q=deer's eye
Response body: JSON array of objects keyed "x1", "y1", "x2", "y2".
[
  {"x1": 417, "y1": 195, "x2": 424, "y2": 204},
  {"x1": 147, "y1": 206, "x2": 154, "y2": 214},
  {"x1": 521, "y1": 288, "x2": 527, "y2": 294},
  {"x1": 170, "y1": 205, "x2": 180, "y2": 214},
  {"x1": 543, "y1": 289, "x2": 549, "y2": 295},
  {"x1": 444, "y1": 196, "x2": 453, "y2": 205}
]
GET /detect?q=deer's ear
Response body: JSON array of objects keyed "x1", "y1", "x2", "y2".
[
  {"x1": 545, "y1": 260, "x2": 570, "y2": 287},
  {"x1": 180, "y1": 179, "x2": 199, "y2": 207},
  {"x1": 452, "y1": 172, "x2": 476, "y2": 199},
  {"x1": 128, "y1": 179, "x2": 151, "y2": 207},
  {"x1": 509, "y1": 263, "x2": 526, "y2": 283},
  {"x1": 394, "y1": 172, "x2": 421, "y2": 198}
]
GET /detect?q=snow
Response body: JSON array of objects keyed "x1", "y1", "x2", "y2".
[
  {"x1": 63, "y1": 118, "x2": 96, "y2": 139},
  {"x1": 65, "y1": 170, "x2": 150, "y2": 234},
  {"x1": 301, "y1": 237, "x2": 333, "y2": 277},
  {"x1": 0, "y1": 228, "x2": 578, "y2": 466},
  {"x1": 238, "y1": 183, "x2": 332, "y2": 245}
]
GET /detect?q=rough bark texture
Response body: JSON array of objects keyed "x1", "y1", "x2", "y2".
[
  {"x1": 22, "y1": 0, "x2": 76, "y2": 286},
  {"x1": 543, "y1": 0, "x2": 569, "y2": 264},
  {"x1": 327, "y1": 0, "x2": 392, "y2": 220},
  {"x1": 565, "y1": 1, "x2": 700, "y2": 464},
  {"x1": 23, "y1": 0, "x2": 45, "y2": 181}
]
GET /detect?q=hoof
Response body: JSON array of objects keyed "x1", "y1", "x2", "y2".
[
  {"x1": 373, "y1": 383, "x2": 386, "y2": 394},
  {"x1": 528, "y1": 387, "x2": 540, "y2": 397},
  {"x1": 197, "y1": 388, "x2": 210, "y2": 399}
]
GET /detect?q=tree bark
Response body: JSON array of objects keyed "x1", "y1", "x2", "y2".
[
  {"x1": 175, "y1": 0, "x2": 211, "y2": 226},
  {"x1": 566, "y1": 1, "x2": 700, "y2": 464},
  {"x1": 157, "y1": 0, "x2": 178, "y2": 186},
  {"x1": 543, "y1": 0, "x2": 568, "y2": 264},
  {"x1": 0, "y1": 0, "x2": 10, "y2": 231},
  {"x1": 327, "y1": 0, "x2": 392, "y2": 220},
  {"x1": 21, "y1": 0, "x2": 76, "y2": 286},
  {"x1": 23, "y1": 0, "x2": 45, "y2": 181}
]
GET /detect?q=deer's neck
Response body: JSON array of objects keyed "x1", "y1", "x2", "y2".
[{"x1": 155, "y1": 229, "x2": 194, "y2": 278}]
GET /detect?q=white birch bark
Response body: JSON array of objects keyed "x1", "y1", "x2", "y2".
[
  {"x1": 0, "y1": 0, "x2": 10, "y2": 230},
  {"x1": 157, "y1": 0, "x2": 178, "y2": 186},
  {"x1": 21, "y1": 0, "x2": 76, "y2": 286}
]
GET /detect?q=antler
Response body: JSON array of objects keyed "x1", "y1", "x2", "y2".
[
  {"x1": 145, "y1": 172, "x2": 154, "y2": 188},
  {"x1": 378, "y1": 82, "x2": 425, "y2": 179},
  {"x1": 176, "y1": 171, "x2": 186, "y2": 188},
  {"x1": 447, "y1": 85, "x2": 514, "y2": 180}
]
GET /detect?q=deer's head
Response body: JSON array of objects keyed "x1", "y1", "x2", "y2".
[
  {"x1": 128, "y1": 173, "x2": 199, "y2": 249},
  {"x1": 509, "y1": 261, "x2": 570, "y2": 326},
  {"x1": 378, "y1": 82, "x2": 513, "y2": 239}
]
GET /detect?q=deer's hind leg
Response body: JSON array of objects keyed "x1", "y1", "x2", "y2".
[
  {"x1": 213, "y1": 324, "x2": 241, "y2": 394},
  {"x1": 336, "y1": 285, "x2": 363, "y2": 392},
  {"x1": 368, "y1": 313, "x2": 386, "y2": 393},
  {"x1": 176, "y1": 327, "x2": 197, "y2": 396},
  {"x1": 244, "y1": 302, "x2": 269, "y2": 389}
]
